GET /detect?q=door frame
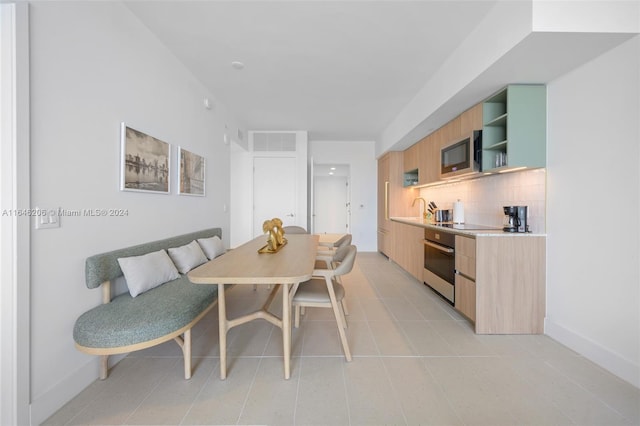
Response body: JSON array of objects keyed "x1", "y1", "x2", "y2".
[
  {"x1": 311, "y1": 163, "x2": 351, "y2": 234},
  {"x1": 0, "y1": 3, "x2": 30, "y2": 425}
]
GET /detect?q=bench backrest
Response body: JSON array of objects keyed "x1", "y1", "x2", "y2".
[{"x1": 85, "y1": 228, "x2": 222, "y2": 289}]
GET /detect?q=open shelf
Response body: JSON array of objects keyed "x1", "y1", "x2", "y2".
[
  {"x1": 485, "y1": 113, "x2": 507, "y2": 127},
  {"x1": 484, "y1": 140, "x2": 507, "y2": 150}
]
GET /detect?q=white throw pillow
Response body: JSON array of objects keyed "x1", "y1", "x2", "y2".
[
  {"x1": 167, "y1": 240, "x2": 208, "y2": 274},
  {"x1": 118, "y1": 250, "x2": 180, "y2": 298},
  {"x1": 197, "y1": 236, "x2": 225, "y2": 260}
]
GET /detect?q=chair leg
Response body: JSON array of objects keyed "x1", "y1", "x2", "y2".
[
  {"x1": 339, "y1": 302, "x2": 348, "y2": 329},
  {"x1": 332, "y1": 302, "x2": 352, "y2": 361},
  {"x1": 327, "y1": 288, "x2": 351, "y2": 361},
  {"x1": 341, "y1": 298, "x2": 349, "y2": 316},
  {"x1": 294, "y1": 304, "x2": 301, "y2": 328}
]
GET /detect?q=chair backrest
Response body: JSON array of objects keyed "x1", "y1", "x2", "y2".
[
  {"x1": 336, "y1": 234, "x2": 352, "y2": 249},
  {"x1": 283, "y1": 226, "x2": 308, "y2": 234},
  {"x1": 333, "y1": 245, "x2": 357, "y2": 277}
]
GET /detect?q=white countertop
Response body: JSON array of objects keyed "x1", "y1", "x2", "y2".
[{"x1": 390, "y1": 217, "x2": 546, "y2": 237}]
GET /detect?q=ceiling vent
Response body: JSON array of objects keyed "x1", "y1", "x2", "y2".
[{"x1": 253, "y1": 132, "x2": 296, "y2": 152}]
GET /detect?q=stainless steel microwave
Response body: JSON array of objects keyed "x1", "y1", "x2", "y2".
[{"x1": 440, "y1": 130, "x2": 482, "y2": 178}]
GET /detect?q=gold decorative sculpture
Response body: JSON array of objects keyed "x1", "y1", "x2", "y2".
[{"x1": 258, "y1": 217, "x2": 288, "y2": 253}]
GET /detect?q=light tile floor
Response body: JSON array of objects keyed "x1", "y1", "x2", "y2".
[{"x1": 45, "y1": 252, "x2": 640, "y2": 425}]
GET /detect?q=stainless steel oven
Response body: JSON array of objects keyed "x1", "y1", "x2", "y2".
[{"x1": 423, "y1": 228, "x2": 455, "y2": 304}]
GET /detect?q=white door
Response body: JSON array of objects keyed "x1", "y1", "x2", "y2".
[
  {"x1": 253, "y1": 156, "x2": 297, "y2": 237},
  {"x1": 314, "y1": 175, "x2": 350, "y2": 234}
]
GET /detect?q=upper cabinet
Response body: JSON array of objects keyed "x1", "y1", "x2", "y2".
[
  {"x1": 460, "y1": 103, "x2": 483, "y2": 136},
  {"x1": 400, "y1": 84, "x2": 545, "y2": 185},
  {"x1": 418, "y1": 134, "x2": 440, "y2": 185},
  {"x1": 482, "y1": 85, "x2": 546, "y2": 172},
  {"x1": 403, "y1": 143, "x2": 419, "y2": 186}
]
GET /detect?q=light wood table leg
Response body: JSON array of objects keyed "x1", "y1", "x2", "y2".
[
  {"x1": 282, "y1": 283, "x2": 291, "y2": 379},
  {"x1": 218, "y1": 283, "x2": 227, "y2": 380}
]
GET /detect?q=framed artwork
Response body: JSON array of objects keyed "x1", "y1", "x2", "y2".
[
  {"x1": 120, "y1": 123, "x2": 171, "y2": 194},
  {"x1": 178, "y1": 147, "x2": 205, "y2": 196}
]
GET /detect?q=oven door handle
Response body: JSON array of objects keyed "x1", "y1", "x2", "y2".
[{"x1": 423, "y1": 240, "x2": 454, "y2": 254}]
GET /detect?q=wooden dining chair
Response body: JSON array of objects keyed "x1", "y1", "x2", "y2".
[
  {"x1": 314, "y1": 241, "x2": 354, "y2": 315},
  {"x1": 292, "y1": 244, "x2": 357, "y2": 361},
  {"x1": 316, "y1": 233, "x2": 352, "y2": 260}
]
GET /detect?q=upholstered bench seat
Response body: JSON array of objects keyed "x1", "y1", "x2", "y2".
[
  {"x1": 73, "y1": 228, "x2": 222, "y2": 380},
  {"x1": 73, "y1": 277, "x2": 217, "y2": 349}
]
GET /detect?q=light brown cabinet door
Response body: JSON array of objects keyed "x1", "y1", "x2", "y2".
[
  {"x1": 455, "y1": 274, "x2": 476, "y2": 322},
  {"x1": 377, "y1": 154, "x2": 390, "y2": 232},
  {"x1": 403, "y1": 143, "x2": 419, "y2": 173},
  {"x1": 455, "y1": 236, "x2": 476, "y2": 280},
  {"x1": 391, "y1": 222, "x2": 424, "y2": 281},
  {"x1": 460, "y1": 103, "x2": 483, "y2": 135},
  {"x1": 418, "y1": 134, "x2": 440, "y2": 185},
  {"x1": 378, "y1": 152, "x2": 411, "y2": 258}
]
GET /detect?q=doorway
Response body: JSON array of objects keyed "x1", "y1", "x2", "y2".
[{"x1": 312, "y1": 164, "x2": 350, "y2": 234}]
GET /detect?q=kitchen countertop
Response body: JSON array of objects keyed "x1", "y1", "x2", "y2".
[{"x1": 390, "y1": 217, "x2": 546, "y2": 237}]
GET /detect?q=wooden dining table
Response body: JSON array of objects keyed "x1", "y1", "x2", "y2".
[
  {"x1": 316, "y1": 233, "x2": 349, "y2": 248},
  {"x1": 188, "y1": 233, "x2": 319, "y2": 380}
]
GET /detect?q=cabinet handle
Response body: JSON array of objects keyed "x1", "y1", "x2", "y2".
[
  {"x1": 455, "y1": 270, "x2": 475, "y2": 281},
  {"x1": 423, "y1": 240, "x2": 454, "y2": 254},
  {"x1": 384, "y1": 181, "x2": 389, "y2": 220}
]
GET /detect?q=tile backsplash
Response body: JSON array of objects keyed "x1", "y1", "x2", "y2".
[{"x1": 418, "y1": 168, "x2": 546, "y2": 233}]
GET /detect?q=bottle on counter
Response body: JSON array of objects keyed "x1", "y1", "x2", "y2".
[{"x1": 453, "y1": 199, "x2": 464, "y2": 224}]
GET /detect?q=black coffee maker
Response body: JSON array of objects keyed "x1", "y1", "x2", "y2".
[{"x1": 503, "y1": 206, "x2": 529, "y2": 233}]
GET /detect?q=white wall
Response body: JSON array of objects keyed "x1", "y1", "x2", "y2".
[
  {"x1": 309, "y1": 141, "x2": 377, "y2": 251},
  {"x1": 28, "y1": 3, "x2": 241, "y2": 422},
  {"x1": 546, "y1": 36, "x2": 640, "y2": 387}
]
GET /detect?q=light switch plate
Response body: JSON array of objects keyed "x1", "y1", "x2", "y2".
[{"x1": 35, "y1": 208, "x2": 60, "y2": 229}]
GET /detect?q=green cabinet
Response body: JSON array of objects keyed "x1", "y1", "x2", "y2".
[{"x1": 482, "y1": 85, "x2": 546, "y2": 172}]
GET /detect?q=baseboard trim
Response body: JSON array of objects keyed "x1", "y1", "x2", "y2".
[
  {"x1": 545, "y1": 319, "x2": 639, "y2": 389},
  {"x1": 30, "y1": 354, "x2": 126, "y2": 425}
]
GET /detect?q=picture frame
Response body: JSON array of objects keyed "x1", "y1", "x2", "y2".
[
  {"x1": 178, "y1": 147, "x2": 205, "y2": 196},
  {"x1": 120, "y1": 123, "x2": 171, "y2": 194}
]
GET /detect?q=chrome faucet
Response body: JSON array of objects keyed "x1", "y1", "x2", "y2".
[{"x1": 412, "y1": 197, "x2": 427, "y2": 220}]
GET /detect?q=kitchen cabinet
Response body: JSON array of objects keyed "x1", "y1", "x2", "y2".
[
  {"x1": 453, "y1": 233, "x2": 545, "y2": 334},
  {"x1": 482, "y1": 85, "x2": 546, "y2": 172},
  {"x1": 474, "y1": 235, "x2": 545, "y2": 334},
  {"x1": 377, "y1": 154, "x2": 391, "y2": 256},
  {"x1": 460, "y1": 103, "x2": 483, "y2": 136},
  {"x1": 403, "y1": 143, "x2": 419, "y2": 187},
  {"x1": 454, "y1": 235, "x2": 476, "y2": 321},
  {"x1": 417, "y1": 133, "x2": 440, "y2": 185},
  {"x1": 412, "y1": 102, "x2": 483, "y2": 186},
  {"x1": 456, "y1": 233, "x2": 545, "y2": 333},
  {"x1": 391, "y1": 221, "x2": 423, "y2": 281},
  {"x1": 455, "y1": 275, "x2": 476, "y2": 322},
  {"x1": 378, "y1": 152, "x2": 412, "y2": 258},
  {"x1": 391, "y1": 218, "x2": 545, "y2": 334}
]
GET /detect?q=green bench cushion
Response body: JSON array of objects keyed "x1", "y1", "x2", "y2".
[{"x1": 73, "y1": 276, "x2": 217, "y2": 349}]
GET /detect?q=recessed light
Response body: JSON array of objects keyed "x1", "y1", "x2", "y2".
[
  {"x1": 231, "y1": 61, "x2": 245, "y2": 70},
  {"x1": 329, "y1": 172, "x2": 334, "y2": 175},
  {"x1": 330, "y1": 167, "x2": 336, "y2": 170}
]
